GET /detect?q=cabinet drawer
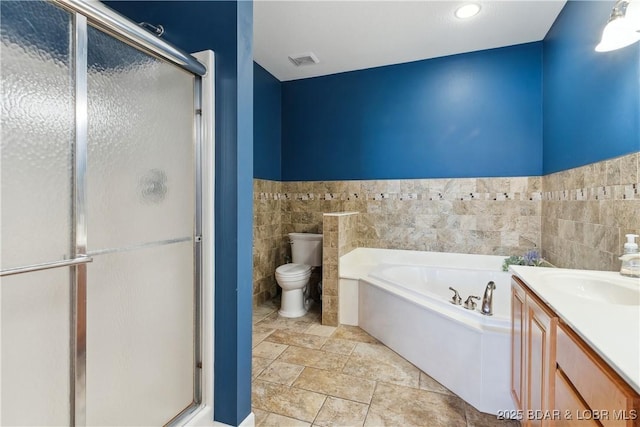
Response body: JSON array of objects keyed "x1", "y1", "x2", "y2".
[
  {"x1": 556, "y1": 324, "x2": 636, "y2": 427},
  {"x1": 554, "y1": 370, "x2": 600, "y2": 427}
]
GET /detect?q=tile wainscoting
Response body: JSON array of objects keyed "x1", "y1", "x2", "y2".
[
  {"x1": 253, "y1": 179, "x2": 284, "y2": 307},
  {"x1": 253, "y1": 176, "x2": 543, "y2": 307},
  {"x1": 322, "y1": 212, "x2": 359, "y2": 326},
  {"x1": 280, "y1": 177, "x2": 543, "y2": 255},
  {"x1": 253, "y1": 151, "x2": 639, "y2": 308},
  {"x1": 541, "y1": 152, "x2": 639, "y2": 271}
]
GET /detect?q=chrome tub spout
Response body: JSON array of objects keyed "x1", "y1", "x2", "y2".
[{"x1": 481, "y1": 281, "x2": 496, "y2": 316}]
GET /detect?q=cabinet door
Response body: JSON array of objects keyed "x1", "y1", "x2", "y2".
[
  {"x1": 556, "y1": 325, "x2": 639, "y2": 427},
  {"x1": 511, "y1": 281, "x2": 527, "y2": 412},
  {"x1": 554, "y1": 370, "x2": 600, "y2": 427},
  {"x1": 526, "y1": 293, "x2": 558, "y2": 427}
]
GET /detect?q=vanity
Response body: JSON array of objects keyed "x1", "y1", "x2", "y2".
[{"x1": 509, "y1": 266, "x2": 640, "y2": 427}]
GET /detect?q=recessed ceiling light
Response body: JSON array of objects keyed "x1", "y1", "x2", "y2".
[{"x1": 455, "y1": 3, "x2": 481, "y2": 19}]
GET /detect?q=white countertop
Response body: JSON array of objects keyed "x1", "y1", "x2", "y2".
[{"x1": 510, "y1": 265, "x2": 640, "y2": 394}]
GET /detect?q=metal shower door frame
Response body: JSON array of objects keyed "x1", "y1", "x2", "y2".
[
  {"x1": 0, "y1": 1, "x2": 207, "y2": 424},
  {"x1": 71, "y1": 13, "x2": 89, "y2": 426},
  {"x1": 60, "y1": 2, "x2": 205, "y2": 425}
]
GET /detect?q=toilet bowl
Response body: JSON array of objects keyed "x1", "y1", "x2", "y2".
[
  {"x1": 275, "y1": 263, "x2": 312, "y2": 318},
  {"x1": 275, "y1": 232, "x2": 322, "y2": 318}
]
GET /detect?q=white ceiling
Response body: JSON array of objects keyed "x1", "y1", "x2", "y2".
[{"x1": 254, "y1": 1, "x2": 567, "y2": 82}]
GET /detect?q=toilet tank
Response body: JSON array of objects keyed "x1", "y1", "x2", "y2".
[{"x1": 289, "y1": 233, "x2": 323, "y2": 267}]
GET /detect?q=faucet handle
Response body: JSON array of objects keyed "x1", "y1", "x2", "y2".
[
  {"x1": 464, "y1": 295, "x2": 480, "y2": 310},
  {"x1": 448, "y1": 287, "x2": 462, "y2": 305}
]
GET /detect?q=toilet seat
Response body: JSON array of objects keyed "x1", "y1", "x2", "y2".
[{"x1": 275, "y1": 263, "x2": 311, "y2": 278}]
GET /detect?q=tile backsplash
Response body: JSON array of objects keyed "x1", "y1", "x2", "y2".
[{"x1": 253, "y1": 151, "x2": 640, "y2": 307}]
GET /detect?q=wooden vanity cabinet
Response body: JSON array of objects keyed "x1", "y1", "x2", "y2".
[
  {"x1": 512, "y1": 281, "x2": 526, "y2": 412},
  {"x1": 511, "y1": 276, "x2": 558, "y2": 427},
  {"x1": 511, "y1": 276, "x2": 640, "y2": 427},
  {"x1": 554, "y1": 324, "x2": 639, "y2": 427}
]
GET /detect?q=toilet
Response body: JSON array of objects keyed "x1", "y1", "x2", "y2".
[{"x1": 275, "y1": 232, "x2": 322, "y2": 318}]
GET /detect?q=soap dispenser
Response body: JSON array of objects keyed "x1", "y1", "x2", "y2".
[{"x1": 619, "y1": 234, "x2": 640, "y2": 278}]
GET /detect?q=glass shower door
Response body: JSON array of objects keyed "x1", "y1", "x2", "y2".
[
  {"x1": 1, "y1": 2, "x2": 201, "y2": 425},
  {"x1": 85, "y1": 26, "x2": 197, "y2": 426},
  {"x1": 1, "y1": 2, "x2": 74, "y2": 425}
]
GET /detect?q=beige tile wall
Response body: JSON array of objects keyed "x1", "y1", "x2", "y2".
[
  {"x1": 541, "y1": 152, "x2": 640, "y2": 271},
  {"x1": 253, "y1": 179, "x2": 284, "y2": 306},
  {"x1": 254, "y1": 176, "x2": 542, "y2": 306},
  {"x1": 281, "y1": 177, "x2": 542, "y2": 255},
  {"x1": 322, "y1": 212, "x2": 359, "y2": 326},
  {"x1": 253, "y1": 151, "x2": 640, "y2": 306}
]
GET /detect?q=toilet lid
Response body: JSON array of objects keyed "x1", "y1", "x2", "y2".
[{"x1": 276, "y1": 263, "x2": 311, "y2": 276}]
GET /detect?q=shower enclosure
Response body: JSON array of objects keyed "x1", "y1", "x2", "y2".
[{"x1": 1, "y1": 1, "x2": 211, "y2": 425}]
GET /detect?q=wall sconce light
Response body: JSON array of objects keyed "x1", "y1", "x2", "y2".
[{"x1": 596, "y1": 0, "x2": 640, "y2": 52}]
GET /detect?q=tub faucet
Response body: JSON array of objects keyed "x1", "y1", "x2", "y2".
[
  {"x1": 481, "y1": 281, "x2": 496, "y2": 316},
  {"x1": 448, "y1": 287, "x2": 462, "y2": 305},
  {"x1": 464, "y1": 295, "x2": 480, "y2": 310}
]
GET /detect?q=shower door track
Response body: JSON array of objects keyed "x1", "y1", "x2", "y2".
[
  {"x1": 43, "y1": 1, "x2": 206, "y2": 425},
  {"x1": 52, "y1": 0, "x2": 206, "y2": 76}
]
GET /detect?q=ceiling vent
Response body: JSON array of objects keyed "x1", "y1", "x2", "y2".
[{"x1": 288, "y1": 52, "x2": 319, "y2": 67}]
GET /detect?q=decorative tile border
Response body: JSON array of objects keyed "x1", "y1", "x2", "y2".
[
  {"x1": 542, "y1": 183, "x2": 639, "y2": 201},
  {"x1": 257, "y1": 183, "x2": 640, "y2": 203},
  {"x1": 256, "y1": 190, "x2": 545, "y2": 202}
]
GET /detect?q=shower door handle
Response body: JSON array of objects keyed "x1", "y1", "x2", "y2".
[{"x1": 0, "y1": 256, "x2": 93, "y2": 277}]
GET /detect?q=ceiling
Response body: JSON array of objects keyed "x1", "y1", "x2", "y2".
[{"x1": 254, "y1": 0, "x2": 567, "y2": 82}]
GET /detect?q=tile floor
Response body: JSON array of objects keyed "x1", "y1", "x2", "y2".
[{"x1": 252, "y1": 299, "x2": 520, "y2": 427}]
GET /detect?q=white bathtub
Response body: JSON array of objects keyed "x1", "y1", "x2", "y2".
[{"x1": 339, "y1": 248, "x2": 515, "y2": 416}]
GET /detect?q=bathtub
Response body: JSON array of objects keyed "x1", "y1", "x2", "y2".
[{"x1": 339, "y1": 248, "x2": 515, "y2": 416}]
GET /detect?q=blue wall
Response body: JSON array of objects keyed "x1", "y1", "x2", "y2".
[
  {"x1": 254, "y1": 63, "x2": 282, "y2": 180},
  {"x1": 543, "y1": 0, "x2": 640, "y2": 174},
  {"x1": 105, "y1": 2, "x2": 253, "y2": 425},
  {"x1": 256, "y1": 1, "x2": 640, "y2": 181},
  {"x1": 281, "y1": 43, "x2": 543, "y2": 181}
]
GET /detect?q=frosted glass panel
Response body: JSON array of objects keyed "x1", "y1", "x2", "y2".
[
  {"x1": 86, "y1": 242, "x2": 194, "y2": 426},
  {"x1": 2, "y1": 9, "x2": 199, "y2": 425},
  {"x1": 1, "y1": 268, "x2": 70, "y2": 426},
  {"x1": 87, "y1": 26, "x2": 195, "y2": 251},
  {"x1": 0, "y1": 1, "x2": 73, "y2": 269}
]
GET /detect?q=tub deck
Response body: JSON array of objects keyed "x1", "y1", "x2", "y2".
[{"x1": 339, "y1": 248, "x2": 515, "y2": 416}]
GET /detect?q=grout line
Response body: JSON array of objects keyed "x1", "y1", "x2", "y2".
[
  {"x1": 268, "y1": 409, "x2": 316, "y2": 426},
  {"x1": 310, "y1": 395, "x2": 328, "y2": 427},
  {"x1": 289, "y1": 370, "x2": 376, "y2": 406},
  {"x1": 463, "y1": 401, "x2": 470, "y2": 427},
  {"x1": 288, "y1": 365, "x2": 305, "y2": 387},
  {"x1": 362, "y1": 381, "x2": 379, "y2": 426},
  {"x1": 252, "y1": 358, "x2": 274, "y2": 382}
]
